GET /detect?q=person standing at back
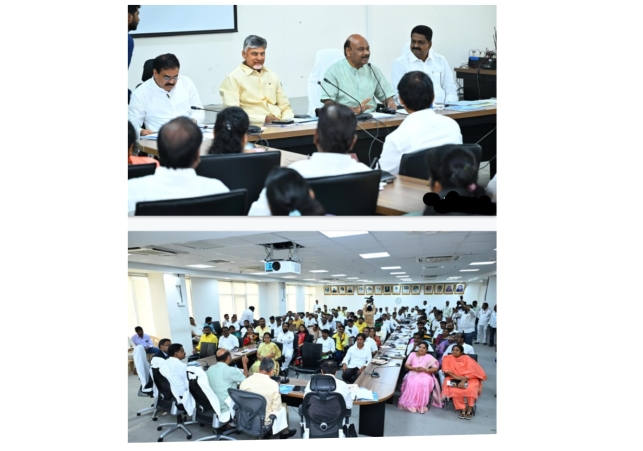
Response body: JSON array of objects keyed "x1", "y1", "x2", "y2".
[{"x1": 128, "y1": 5, "x2": 140, "y2": 103}]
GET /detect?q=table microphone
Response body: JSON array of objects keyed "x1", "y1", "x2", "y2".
[
  {"x1": 322, "y1": 78, "x2": 373, "y2": 121},
  {"x1": 366, "y1": 63, "x2": 397, "y2": 115},
  {"x1": 191, "y1": 105, "x2": 218, "y2": 113}
]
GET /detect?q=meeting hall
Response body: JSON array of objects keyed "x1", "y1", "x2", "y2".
[
  {"x1": 127, "y1": 5, "x2": 497, "y2": 216},
  {"x1": 128, "y1": 231, "x2": 497, "y2": 441}
]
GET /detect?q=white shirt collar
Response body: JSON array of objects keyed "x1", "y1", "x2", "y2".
[{"x1": 407, "y1": 47, "x2": 436, "y2": 64}]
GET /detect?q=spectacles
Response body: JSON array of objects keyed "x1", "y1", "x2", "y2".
[{"x1": 162, "y1": 75, "x2": 179, "y2": 82}]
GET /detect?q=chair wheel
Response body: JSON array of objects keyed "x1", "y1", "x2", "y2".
[
  {"x1": 157, "y1": 427, "x2": 162, "y2": 431},
  {"x1": 187, "y1": 435, "x2": 192, "y2": 440},
  {"x1": 137, "y1": 413, "x2": 141, "y2": 416},
  {"x1": 152, "y1": 417, "x2": 158, "y2": 421},
  {"x1": 199, "y1": 423, "x2": 204, "y2": 427},
  {"x1": 158, "y1": 438, "x2": 163, "y2": 442}
]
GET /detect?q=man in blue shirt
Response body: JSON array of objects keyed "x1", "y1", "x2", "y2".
[
  {"x1": 131, "y1": 326, "x2": 159, "y2": 354},
  {"x1": 128, "y1": 6, "x2": 141, "y2": 103}
]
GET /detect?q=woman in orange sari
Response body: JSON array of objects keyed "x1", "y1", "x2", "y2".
[{"x1": 441, "y1": 344, "x2": 487, "y2": 420}]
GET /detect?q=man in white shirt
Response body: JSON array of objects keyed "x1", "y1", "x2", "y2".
[
  {"x1": 222, "y1": 314, "x2": 231, "y2": 328},
  {"x1": 487, "y1": 305, "x2": 497, "y2": 347},
  {"x1": 345, "y1": 319, "x2": 358, "y2": 338},
  {"x1": 164, "y1": 343, "x2": 188, "y2": 395},
  {"x1": 391, "y1": 26, "x2": 458, "y2": 105},
  {"x1": 443, "y1": 301, "x2": 453, "y2": 320},
  {"x1": 275, "y1": 324, "x2": 295, "y2": 370},
  {"x1": 458, "y1": 306, "x2": 477, "y2": 346},
  {"x1": 304, "y1": 360, "x2": 353, "y2": 410},
  {"x1": 127, "y1": 117, "x2": 230, "y2": 216},
  {"x1": 389, "y1": 313, "x2": 400, "y2": 329},
  {"x1": 304, "y1": 313, "x2": 317, "y2": 328},
  {"x1": 379, "y1": 71, "x2": 462, "y2": 176},
  {"x1": 444, "y1": 333, "x2": 475, "y2": 356},
  {"x1": 471, "y1": 300, "x2": 481, "y2": 341},
  {"x1": 268, "y1": 316, "x2": 279, "y2": 334},
  {"x1": 227, "y1": 314, "x2": 240, "y2": 331},
  {"x1": 362, "y1": 327, "x2": 379, "y2": 356},
  {"x1": 476, "y1": 302, "x2": 492, "y2": 345},
  {"x1": 341, "y1": 334, "x2": 372, "y2": 384},
  {"x1": 406, "y1": 333, "x2": 434, "y2": 356},
  {"x1": 248, "y1": 102, "x2": 372, "y2": 215},
  {"x1": 218, "y1": 326, "x2": 240, "y2": 350},
  {"x1": 128, "y1": 53, "x2": 205, "y2": 138},
  {"x1": 316, "y1": 329, "x2": 336, "y2": 359},
  {"x1": 189, "y1": 317, "x2": 203, "y2": 345},
  {"x1": 240, "y1": 306, "x2": 255, "y2": 325}
]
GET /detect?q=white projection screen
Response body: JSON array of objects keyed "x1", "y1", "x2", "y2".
[{"x1": 130, "y1": 5, "x2": 237, "y2": 38}]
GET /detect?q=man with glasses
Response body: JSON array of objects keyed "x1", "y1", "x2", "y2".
[
  {"x1": 128, "y1": 53, "x2": 205, "y2": 139},
  {"x1": 153, "y1": 338, "x2": 172, "y2": 360}
]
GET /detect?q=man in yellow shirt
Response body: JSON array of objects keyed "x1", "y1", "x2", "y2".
[
  {"x1": 332, "y1": 324, "x2": 350, "y2": 364},
  {"x1": 356, "y1": 316, "x2": 367, "y2": 333},
  {"x1": 220, "y1": 35, "x2": 294, "y2": 126},
  {"x1": 291, "y1": 313, "x2": 304, "y2": 330},
  {"x1": 254, "y1": 317, "x2": 271, "y2": 337},
  {"x1": 193, "y1": 325, "x2": 218, "y2": 355}
]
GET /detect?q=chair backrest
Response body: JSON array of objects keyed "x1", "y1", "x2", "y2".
[
  {"x1": 151, "y1": 367, "x2": 174, "y2": 402},
  {"x1": 195, "y1": 152, "x2": 281, "y2": 213},
  {"x1": 128, "y1": 163, "x2": 156, "y2": 180},
  {"x1": 307, "y1": 48, "x2": 344, "y2": 116},
  {"x1": 301, "y1": 342, "x2": 323, "y2": 367},
  {"x1": 134, "y1": 189, "x2": 247, "y2": 216},
  {"x1": 228, "y1": 388, "x2": 271, "y2": 437},
  {"x1": 467, "y1": 353, "x2": 478, "y2": 362},
  {"x1": 201, "y1": 342, "x2": 217, "y2": 357},
  {"x1": 213, "y1": 321, "x2": 222, "y2": 336},
  {"x1": 306, "y1": 170, "x2": 381, "y2": 215},
  {"x1": 142, "y1": 59, "x2": 154, "y2": 82},
  {"x1": 302, "y1": 375, "x2": 346, "y2": 438},
  {"x1": 187, "y1": 371, "x2": 214, "y2": 412},
  {"x1": 132, "y1": 345, "x2": 151, "y2": 388},
  {"x1": 399, "y1": 143, "x2": 482, "y2": 180}
]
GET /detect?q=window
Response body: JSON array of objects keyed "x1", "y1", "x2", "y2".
[
  {"x1": 286, "y1": 285, "x2": 297, "y2": 313},
  {"x1": 219, "y1": 281, "x2": 260, "y2": 320},
  {"x1": 127, "y1": 274, "x2": 155, "y2": 336},
  {"x1": 185, "y1": 277, "x2": 194, "y2": 319},
  {"x1": 305, "y1": 286, "x2": 316, "y2": 312}
]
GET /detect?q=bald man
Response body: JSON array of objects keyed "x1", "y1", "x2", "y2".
[
  {"x1": 206, "y1": 349, "x2": 249, "y2": 421},
  {"x1": 321, "y1": 34, "x2": 396, "y2": 115}
]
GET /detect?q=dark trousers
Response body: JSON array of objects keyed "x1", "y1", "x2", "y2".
[
  {"x1": 335, "y1": 350, "x2": 345, "y2": 366},
  {"x1": 342, "y1": 367, "x2": 360, "y2": 384},
  {"x1": 463, "y1": 332, "x2": 475, "y2": 346},
  {"x1": 487, "y1": 326, "x2": 496, "y2": 346}
]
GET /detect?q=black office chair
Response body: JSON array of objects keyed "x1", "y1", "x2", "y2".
[
  {"x1": 212, "y1": 321, "x2": 222, "y2": 336},
  {"x1": 195, "y1": 152, "x2": 280, "y2": 213},
  {"x1": 151, "y1": 367, "x2": 198, "y2": 441},
  {"x1": 398, "y1": 143, "x2": 482, "y2": 180},
  {"x1": 227, "y1": 388, "x2": 277, "y2": 439},
  {"x1": 134, "y1": 189, "x2": 247, "y2": 216},
  {"x1": 306, "y1": 170, "x2": 381, "y2": 215},
  {"x1": 273, "y1": 341, "x2": 288, "y2": 377},
  {"x1": 294, "y1": 343, "x2": 324, "y2": 378},
  {"x1": 135, "y1": 59, "x2": 154, "y2": 90},
  {"x1": 128, "y1": 163, "x2": 156, "y2": 180},
  {"x1": 299, "y1": 375, "x2": 347, "y2": 438},
  {"x1": 186, "y1": 367, "x2": 237, "y2": 442}
]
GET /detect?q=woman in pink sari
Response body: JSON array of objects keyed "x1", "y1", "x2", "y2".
[
  {"x1": 398, "y1": 342, "x2": 442, "y2": 413},
  {"x1": 441, "y1": 344, "x2": 487, "y2": 420}
]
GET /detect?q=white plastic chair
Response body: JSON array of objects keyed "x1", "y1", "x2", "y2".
[{"x1": 307, "y1": 48, "x2": 344, "y2": 117}]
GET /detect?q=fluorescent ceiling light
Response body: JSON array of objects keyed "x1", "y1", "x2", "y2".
[
  {"x1": 460, "y1": 269, "x2": 479, "y2": 272},
  {"x1": 470, "y1": 261, "x2": 496, "y2": 266},
  {"x1": 331, "y1": 274, "x2": 347, "y2": 277},
  {"x1": 346, "y1": 277, "x2": 359, "y2": 280},
  {"x1": 309, "y1": 270, "x2": 329, "y2": 273},
  {"x1": 381, "y1": 266, "x2": 401, "y2": 270},
  {"x1": 396, "y1": 275, "x2": 409, "y2": 278},
  {"x1": 282, "y1": 276, "x2": 297, "y2": 279},
  {"x1": 303, "y1": 278, "x2": 316, "y2": 281},
  {"x1": 251, "y1": 272, "x2": 266, "y2": 275},
  {"x1": 360, "y1": 252, "x2": 390, "y2": 259},
  {"x1": 185, "y1": 264, "x2": 214, "y2": 269},
  {"x1": 446, "y1": 277, "x2": 461, "y2": 280},
  {"x1": 390, "y1": 272, "x2": 406, "y2": 275},
  {"x1": 320, "y1": 231, "x2": 369, "y2": 238}
]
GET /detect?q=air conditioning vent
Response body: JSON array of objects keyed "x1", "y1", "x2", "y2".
[
  {"x1": 418, "y1": 255, "x2": 461, "y2": 263},
  {"x1": 207, "y1": 259, "x2": 232, "y2": 264},
  {"x1": 239, "y1": 266, "x2": 263, "y2": 272},
  {"x1": 422, "y1": 275, "x2": 438, "y2": 279},
  {"x1": 174, "y1": 241, "x2": 225, "y2": 250},
  {"x1": 128, "y1": 247, "x2": 187, "y2": 257}
]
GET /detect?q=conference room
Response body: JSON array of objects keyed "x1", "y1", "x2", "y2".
[
  {"x1": 127, "y1": 230, "x2": 497, "y2": 442},
  {"x1": 127, "y1": 5, "x2": 497, "y2": 216}
]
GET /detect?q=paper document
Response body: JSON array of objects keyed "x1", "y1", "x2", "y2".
[
  {"x1": 140, "y1": 134, "x2": 158, "y2": 140},
  {"x1": 369, "y1": 112, "x2": 397, "y2": 119},
  {"x1": 445, "y1": 99, "x2": 496, "y2": 112},
  {"x1": 293, "y1": 117, "x2": 318, "y2": 124},
  {"x1": 354, "y1": 388, "x2": 375, "y2": 400},
  {"x1": 279, "y1": 385, "x2": 295, "y2": 394}
]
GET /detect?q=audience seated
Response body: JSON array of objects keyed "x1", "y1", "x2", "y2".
[
  {"x1": 250, "y1": 333, "x2": 282, "y2": 375},
  {"x1": 189, "y1": 317, "x2": 202, "y2": 345},
  {"x1": 206, "y1": 349, "x2": 249, "y2": 423},
  {"x1": 341, "y1": 334, "x2": 372, "y2": 384},
  {"x1": 128, "y1": 121, "x2": 158, "y2": 166},
  {"x1": 265, "y1": 167, "x2": 327, "y2": 216},
  {"x1": 218, "y1": 326, "x2": 240, "y2": 350},
  {"x1": 398, "y1": 342, "x2": 441, "y2": 413},
  {"x1": 441, "y1": 344, "x2": 487, "y2": 420},
  {"x1": 127, "y1": 117, "x2": 229, "y2": 216},
  {"x1": 316, "y1": 329, "x2": 336, "y2": 359},
  {"x1": 153, "y1": 338, "x2": 172, "y2": 360},
  {"x1": 131, "y1": 326, "x2": 159, "y2": 354},
  {"x1": 208, "y1": 107, "x2": 251, "y2": 154},
  {"x1": 193, "y1": 326, "x2": 218, "y2": 356}
]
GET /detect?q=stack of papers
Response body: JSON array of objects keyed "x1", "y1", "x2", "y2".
[
  {"x1": 348, "y1": 386, "x2": 378, "y2": 401},
  {"x1": 293, "y1": 117, "x2": 318, "y2": 124},
  {"x1": 446, "y1": 99, "x2": 496, "y2": 112},
  {"x1": 279, "y1": 385, "x2": 295, "y2": 394}
]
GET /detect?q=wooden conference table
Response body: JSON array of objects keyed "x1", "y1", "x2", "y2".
[{"x1": 138, "y1": 141, "x2": 431, "y2": 215}]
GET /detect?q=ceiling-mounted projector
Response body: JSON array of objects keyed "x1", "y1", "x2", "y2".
[{"x1": 265, "y1": 260, "x2": 301, "y2": 274}]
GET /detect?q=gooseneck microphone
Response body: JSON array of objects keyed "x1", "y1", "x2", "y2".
[
  {"x1": 367, "y1": 63, "x2": 397, "y2": 115},
  {"x1": 322, "y1": 78, "x2": 373, "y2": 121},
  {"x1": 191, "y1": 105, "x2": 218, "y2": 113}
]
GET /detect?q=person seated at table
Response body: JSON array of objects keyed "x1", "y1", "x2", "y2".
[
  {"x1": 193, "y1": 326, "x2": 218, "y2": 356},
  {"x1": 127, "y1": 117, "x2": 230, "y2": 216},
  {"x1": 332, "y1": 325, "x2": 350, "y2": 365},
  {"x1": 368, "y1": 328, "x2": 382, "y2": 349},
  {"x1": 362, "y1": 327, "x2": 378, "y2": 356},
  {"x1": 189, "y1": 317, "x2": 203, "y2": 345},
  {"x1": 422, "y1": 145, "x2": 490, "y2": 216},
  {"x1": 229, "y1": 325, "x2": 241, "y2": 339},
  {"x1": 441, "y1": 344, "x2": 487, "y2": 420},
  {"x1": 219, "y1": 35, "x2": 294, "y2": 126},
  {"x1": 206, "y1": 350, "x2": 249, "y2": 423},
  {"x1": 263, "y1": 167, "x2": 326, "y2": 216},
  {"x1": 406, "y1": 332, "x2": 425, "y2": 357},
  {"x1": 397, "y1": 342, "x2": 441, "y2": 413},
  {"x1": 218, "y1": 326, "x2": 240, "y2": 350},
  {"x1": 341, "y1": 334, "x2": 372, "y2": 384},
  {"x1": 248, "y1": 103, "x2": 371, "y2": 216},
  {"x1": 250, "y1": 332, "x2": 282, "y2": 376},
  {"x1": 294, "y1": 324, "x2": 311, "y2": 362},
  {"x1": 239, "y1": 359, "x2": 297, "y2": 439},
  {"x1": 208, "y1": 107, "x2": 251, "y2": 155},
  {"x1": 310, "y1": 323, "x2": 322, "y2": 342},
  {"x1": 242, "y1": 327, "x2": 259, "y2": 346},
  {"x1": 436, "y1": 330, "x2": 455, "y2": 362},
  {"x1": 316, "y1": 329, "x2": 336, "y2": 359},
  {"x1": 128, "y1": 53, "x2": 205, "y2": 138},
  {"x1": 128, "y1": 121, "x2": 158, "y2": 167},
  {"x1": 131, "y1": 326, "x2": 159, "y2": 354},
  {"x1": 153, "y1": 338, "x2": 171, "y2": 360},
  {"x1": 379, "y1": 71, "x2": 462, "y2": 176}
]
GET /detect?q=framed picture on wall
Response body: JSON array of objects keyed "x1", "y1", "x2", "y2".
[
  {"x1": 434, "y1": 284, "x2": 444, "y2": 294},
  {"x1": 444, "y1": 284, "x2": 455, "y2": 294},
  {"x1": 401, "y1": 285, "x2": 411, "y2": 295},
  {"x1": 357, "y1": 286, "x2": 365, "y2": 295},
  {"x1": 455, "y1": 283, "x2": 465, "y2": 294},
  {"x1": 331, "y1": 286, "x2": 338, "y2": 295},
  {"x1": 374, "y1": 285, "x2": 382, "y2": 295},
  {"x1": 346, "y1": 286, "x2": 354, "y2": 295},
  {"x1": 392, "y1": 285, "x2": 401, "y2": 295},
  {"x1": 424, "y1": 284, "x2": 433, "y2": 295},
  {"x1": 339, "y1": 286, "x2": 346, "y2": 295},
  {"x1": 383, "y1": 285, "x2": 392, "y2": 295},
  {"x1": 411, "y1": 284, "x2": 421, "y2": 295},
  {"x1": 324, "y1": 286, "x2": 331, "y2": 295},
  {"x1": 365, "y1": 286, "x2": 374, "y2": 295}
]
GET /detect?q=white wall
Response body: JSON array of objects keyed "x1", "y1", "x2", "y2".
[
  {"x1": 162, "y1": 274, "x2": 192, "y2": 350},
  {"x1": 486, "y1": 275, "x2": 497, "y2": 304},
  {"x1": 258, "y1": 282, "x2": 281, "y2": 319},
  {"x1": 190, "y1": 277, "x2": 220, "y2": 325},
  {"x1": 128, "y1": 5, "x2": 496, "y2": 105}
]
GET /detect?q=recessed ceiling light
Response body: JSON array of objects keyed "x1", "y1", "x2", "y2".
[
  {"x1": 446, "y1": 277, "x2": 461, "y2": 280},
  {"x1": 390, "y1": 272, "x2": 406, "y2": 275},
  {"x1": 346, "y1": 277, "x2": 359, "y2": 280},
  {"x1": 396, "y1": 275, "x2": 410, "y2": 278},
  {"x1": 309, "y1": 270, "x2": 329, "y2": 273},
  {"x1": 331, "y1": 274, "x2": 347, "y2": 277},
  {"x1": 470, "y1": 261, "x2": 496, "y2": 265},
  {"x1": 460, "y1": 269, "x2": 479, "y2": 272},
  {"x1": 185, "y1": 264, "x2": 214, "y2": 269},
  {"x1": 320, "y1": 231, "x2": 369, "y2": 238},
  {"x1": 359, "y1": 252, "x2": 390, "y2": 259},
  {"x1": 401, "y1": 279, "x2": 413, "y2": 282},
  {"x1": 251, "y1": 272, "x2": 266, "y2": 275},
  {"x1": 381, "y1": 266, "x2": 401, "y2": 270},
  {"x1": 282, "y1": 276, "x2": 297, "y2": 279},
  {"x1": 303, "y1": 278, "x2": 316, "y2": 281}
]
